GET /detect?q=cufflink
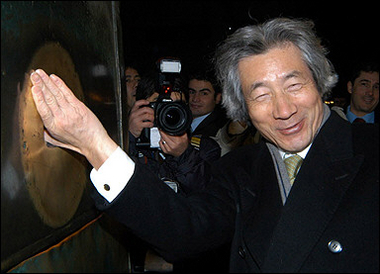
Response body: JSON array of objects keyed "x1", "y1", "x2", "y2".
[{"x1": 104, "y1": 184, "x2": 110, "y2": 191}]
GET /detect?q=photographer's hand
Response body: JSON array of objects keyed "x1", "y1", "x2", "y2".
[
  {"x1": 159, "y1": 131, "x2": 189, "y2": 157},
  {"x1": 128, "y1": 100, "x2": 155, "y2": 138},
  {"x1": 30, "y1": 69, "x2": 118, "y2": 170}
]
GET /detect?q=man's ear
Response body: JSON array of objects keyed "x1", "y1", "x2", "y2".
[
  {"x1": 347, "y1": 81, "x2": 353, "y2": 94},
  {"x1": 215, "y1": 93, "x2": 222, "y2": 104}
]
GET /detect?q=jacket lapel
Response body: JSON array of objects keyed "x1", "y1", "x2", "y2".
[
  {"x1": 237, "y1": 146, "x2": 283, "y2": 268},
  {"x1": 262, "y1": 113, "x2": 364, "y2": 272},
  {"x1": 192, "y1": 111, "x2": 217, "y2": 135}
]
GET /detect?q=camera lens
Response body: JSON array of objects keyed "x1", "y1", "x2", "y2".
[
  {"x1": 165, "y1": 108, "x2": 181, "y2": 126},
  {"x1": 157, "y1": 102, "x2": 192, "y2": 135}
]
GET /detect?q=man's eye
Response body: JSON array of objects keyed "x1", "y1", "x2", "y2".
[
  {"x1": 360, "y1": 82, "x2": 370, "y2": 88},
  {"x1": 287, "y1": 83, "x2": 303, "y2": 92},
  {"x1": 253, "y1": 93, "x2": 270, "y2": 101}
]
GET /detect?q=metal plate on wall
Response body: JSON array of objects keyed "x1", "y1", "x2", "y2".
[
  {"x1": 19, "y1": 42, "x2": 87, "y2": 228},
  {"x1": 1, "y1": 1, "x2": 125, "y2": 271}
]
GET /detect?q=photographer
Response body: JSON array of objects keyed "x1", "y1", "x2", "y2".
[
  {"x1": 128, "y1": 70, "x2": 221, "y2": 195},
  {"x1": 127, "y1": 67, "x2": 223, "y2": 272}
]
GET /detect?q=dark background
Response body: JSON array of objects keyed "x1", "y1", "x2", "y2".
[{"x1": 120, "y1": 1, "x2": 377, "y2": 100}]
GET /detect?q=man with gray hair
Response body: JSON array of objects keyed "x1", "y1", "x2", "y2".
[{"x1": 30, "y1": 18, "x2": 378, "y2": 272}]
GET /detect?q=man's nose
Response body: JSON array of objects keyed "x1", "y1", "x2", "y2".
[
  {"x1": 191, "y1": 92, "x2": 201, "y2": 101},
  {"x1": 132, "y1": 79, "x2": 139, "y2": 88},
  {"x1": 367, "y1": 85, "x2": 377, "y2": 95},
  {"x1": 272, "y1": 93, "x2": 297, "y2": 120}
]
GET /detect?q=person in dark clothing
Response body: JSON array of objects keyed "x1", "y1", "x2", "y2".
[
  {"x1": 128, "y1": 72, "x2": 221, "y2": 194},
  {"x1": 124, "y1": 64, "x2": 141, "y2": 112},
  {"x1": 127, "y1": 72, "x2": 222, "y2": 272},
  {"x1": 30, "y1": 18, "x2": 378, "y2": 273},
  {"x1": 188, "y1": 70, "x2": 228, "y2": 137}
]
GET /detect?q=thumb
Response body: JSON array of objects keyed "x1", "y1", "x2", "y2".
[{"x1": 43, "y1": 130, "x2": 80, "y2": 153}]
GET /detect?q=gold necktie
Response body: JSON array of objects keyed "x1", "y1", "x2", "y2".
[{"x1": 284, "y1": 154, "x2": 303, "y2": 185}]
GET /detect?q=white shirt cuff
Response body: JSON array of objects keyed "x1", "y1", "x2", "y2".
[{"x1": 90, "y1": 146, "x2": 135, "y2": 203}]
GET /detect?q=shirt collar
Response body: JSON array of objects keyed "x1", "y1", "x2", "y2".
[
  {"x1": 346, "y1": 105, "x2": 375, "y2": 123},
  {"x1": 279, "y1": 144, "x2": 311, "y2": 160},
  {"x1": 191, "y1": 112, "x2": 211, "y2": 132}
]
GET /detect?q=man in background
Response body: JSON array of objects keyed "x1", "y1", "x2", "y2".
[
  {"x1": 346, "y1": 61, "x2": 379, "y2": 123},
  {"x1": 188, "y1": 70, "x2": 228, "y2": 137}
]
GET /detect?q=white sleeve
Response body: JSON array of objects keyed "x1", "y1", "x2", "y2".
[{"x1": 90, "y1": 146, "x2": 135, "y2": 203}]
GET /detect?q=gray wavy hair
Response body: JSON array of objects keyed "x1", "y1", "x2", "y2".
[{"x1": 213, "y1": 17, "x2": 338, "y2": 121}]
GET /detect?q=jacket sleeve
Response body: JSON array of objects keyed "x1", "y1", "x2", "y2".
[
  {"x1": 160, "y1": 137, "x2": 221, "y2": 194},
  {"x1": 91, "y1": 159, "x2": 236, "y2": 263}
]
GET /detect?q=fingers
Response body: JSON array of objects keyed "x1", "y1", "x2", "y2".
[
  {"x1": 30, "y1": 69, "x2": 83, "y2": 127},
  {"x1": 30, "y1": 70, "x2": 65, "y2": 119},
  {"x1": 158, "y1": 131, "x2": 167, "y2": 152},
  {"x1": 130, "y1": 100, "x2": 154, "y2": 121},
  {"x1": 128, "y1": 100, "x2": 155, "y2": 137},
  {"x1": 30, "y1": 71, "x2": 55, "y2": 128},
  {"x1": 132, "y1": 99, "x2": 150, "y2": 110},
  {"x1": 49, "y1": 74, "x2": 78, "y2": 106},
  {"x1": 34, "y1": 69, "x2": 68, "y2": 108},
  {"x1": 159, "y1": 136, "x2": 169, "y2": 154},
  {"x1": 30, "y1": 69, "x2": 80, "y2": 149},
  {"x1": 158, "y1": 131, "x2": 189, "y2": 157}
]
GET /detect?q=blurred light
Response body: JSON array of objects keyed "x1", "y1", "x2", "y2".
[{"x1": 92, "y1": 64, "x2": 107, "y2": 77}]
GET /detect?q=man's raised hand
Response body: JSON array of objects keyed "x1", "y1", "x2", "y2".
[{"x1": 30, "y1": 69, "x2": 118, "y2": 169}]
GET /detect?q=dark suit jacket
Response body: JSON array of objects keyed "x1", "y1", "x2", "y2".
[
  {"x1": 192, "y1": 106, "x2": 228, "y2": 137},
  {"x1": 93, "y1": 111, "x2": 379, "y2": 272}
]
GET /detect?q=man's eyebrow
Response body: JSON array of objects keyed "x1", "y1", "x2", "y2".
[
  {"x1": 284, "y1": 70, "x2": 302, "y2": 80},
  {"x1": 249, "y1": 82, "x2": 265, "y2": 92},
  {"x1": 189, "y1": 88, "x2": 212, "y2": 92},
  {"x1": 359, "y1": 79, "x2": 371, "y2": 83}
]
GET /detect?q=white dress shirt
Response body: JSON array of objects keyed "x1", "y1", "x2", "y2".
[{"x1": 90, "y1": 147, "x2": 135, "y2": 203}]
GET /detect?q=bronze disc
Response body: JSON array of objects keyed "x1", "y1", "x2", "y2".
[{"x1": 19, "y1": 42, "x2": 87, "y2": 228}]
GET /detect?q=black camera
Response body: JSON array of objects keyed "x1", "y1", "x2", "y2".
[{"x1": 136, "y1": 59, "x2": 192, "y2": 148}]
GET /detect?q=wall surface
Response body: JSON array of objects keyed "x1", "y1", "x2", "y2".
[{"x1": 1, "y1": 1, "x2": 129, "y2": 272}]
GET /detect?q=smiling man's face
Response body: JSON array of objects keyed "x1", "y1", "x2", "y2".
[
  {"x1": 188, "y1": 79, "x2": 221, "y2": 118},
  {"x1": 238, "y1": 43, "x2": 324, "y2": 153},
  {"x1": 348, "y1": 71, "x2": 379, "y2": 117}
]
